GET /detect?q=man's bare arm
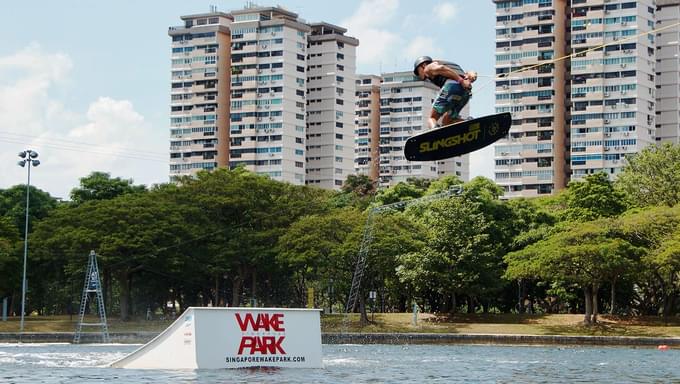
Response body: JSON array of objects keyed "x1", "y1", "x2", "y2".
[
  {"x1": 424, "y1": 62, "x2": 472, "y2": 89},
  {"x1": 423, "y1": 62, "x2": 464, "y2": 82}
]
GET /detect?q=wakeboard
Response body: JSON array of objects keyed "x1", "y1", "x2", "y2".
[{"x1": 404, "y1": 112, "x2": 511, "y2": 161}]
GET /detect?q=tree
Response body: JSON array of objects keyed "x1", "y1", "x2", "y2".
[
  {"x1": 0, "y1": 185, "x2": 58, "y2": 235},
  {"x1": 616, "y1": 142, "x2": 680, "y2": 207},
  {"x1": 277, "y1": 208, "x2": 365, "y2": 307},
  {"x1": 177, "y1": 167, "x2": 329, "y2": 307},
  {"x1": 505, "y1": 220, "x2": 642, "y2": 324},
  {"x1": 562, "y1": 172, "x2": 626, "y2": 221},
  {"x1": 398, "y1": 196, "x2": 499, "y2": 313},
  {"x1": 30, "y1": 189, "x2": 196, "y2": 320},
  {"x1": 372, "y1": 181, "x2": 426, "y2": 207},
  {"x1": 69, "y1": 171, "x2": 146, "y2": 205},
  {"x1": 341, "y1": 174, "x2": 376, "y2": 196},
  {"x1": 616, "y1": 206, "x2": 680, "y2": 316},
  {"x1": 0, "y1": 216, "x2": 20, "y2": 312},
  {"x1": 361, "y1": 212, "x2": 426, "y2": 314},
  {"x1": 505, "y1": 198, "x2": 557, "y2": 313}
]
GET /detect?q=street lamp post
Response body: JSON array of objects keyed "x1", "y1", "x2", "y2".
[{"x1": 17, "y1": 150, "x2": 40, "y2": 333}]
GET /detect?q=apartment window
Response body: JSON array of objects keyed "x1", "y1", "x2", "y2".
[
  {"x1": 295, "y1": 161, "x2": 304, "y2": 168},
  {"x1": 337, "y1": 53, "x2": 344, "y2": 60},
  {"x1": 296, "y1": 66, "x2": 305, "y2": 73},
  {"x1": 295, "y1": 137, "x2": 303, "y2": 144}
]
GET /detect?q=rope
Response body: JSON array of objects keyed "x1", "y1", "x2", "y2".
[{"x1": 472, "y1": 20, "x2": 680, "y2": 96}]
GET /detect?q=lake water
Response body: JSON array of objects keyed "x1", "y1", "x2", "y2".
[{"x1": 1, "y1": 343, "x2": 678, "y2": 383}]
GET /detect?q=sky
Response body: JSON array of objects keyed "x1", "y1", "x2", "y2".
[{"x1": 1, "y1": 0, "x2": 497, "y2": 199}]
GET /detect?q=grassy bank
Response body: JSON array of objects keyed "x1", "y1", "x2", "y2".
[{"x1": 2, "y1": 313, "x2": 680, "y2": 337}]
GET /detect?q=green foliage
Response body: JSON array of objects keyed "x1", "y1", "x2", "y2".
[
  {"x1": 425, "y1": 175, "x2": 463, "y2": 195},
  {"x1": 0, "y1": 216, "x2": 20, "y2": 296},
  {"x1": 562, "y1": 172, "x2": 626, "y2": 222},
  {"x1": 505, "y1": 220, "x2": 641, "y2": 285},
  {"x1": 398, "y1": 194, "x2": 502, "y2": 311},
  {"x1": 0, "y1": 185, "x2": 58, "y2": 235},
  {"x1": 372, "y1": 180, "x2": 427, "y2": 207},
  {"x1": 278, "y1": 208, "x2": 365, "y2": 305},
  {"x1": 7, "y1": 164, "x2": 680, "y2": 321},
  {"x1": 341, "y1": 174, "x2": 376, "y2": 196},
  {"x1": 69, "y1": 171, "x2": 146, "y2": 205},
  {"x1": 615, "y1": 206, "x2": 680, "y2": 315},
  {"x1": 616, "y1": 142, "x2": 680, "y2": 207}
]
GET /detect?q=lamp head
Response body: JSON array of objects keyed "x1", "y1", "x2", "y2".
[
  {"x1": 18, "y1": 151, "x2": 27, "y2": 159},
  {"x1": 28, "y1": 151, "x2": 38, "y2": 159},
  {"x1": 17, "y1": 160, "x2": 26, "y2": 167},
  {"x1": 31, "y1": 160, "x2": 40, "y2": 167}
]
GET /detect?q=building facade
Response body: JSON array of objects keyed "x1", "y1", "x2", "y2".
[
  {"x1": 355, "y1": 74, "x2": 382, "y2": 181},
  {"x1": 169, "y1": 12, "x2": 233, "y2": 181},
  {"x1": 655, "y1": 0, "x2": 680, "y2": 144},
  {"x1": 493, "y1": 0, "x2": 664, "y2": 198},
  {"x1": 570, "y1": 0, "x2": 657, "y2": 180},
  {"x1": 306, "y1": 23, "x2": 359, "y2": 189},
  {"x1": 494, "y1": 0, "x2": 569, "y2": 197},
  {"x1": 354, "y1": 71, "x2": 470, "y2": 187},
  {"x1": 168, "y1": 6, "x2": 358, "y2": 189},
  {"x1": 227, "y1": 7, "x2": 310, "y2": 185}
]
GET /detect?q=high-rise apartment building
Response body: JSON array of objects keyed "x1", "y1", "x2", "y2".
[
  {"x1": 493, "y1": 0, "x2": 661, "y2": 198},
  {"x1": 227, "y1": 7, "x2": 310, "y2": 185},
  {"x1": 168, "y1": 6, "x2": 357, "y2": 188},
  {"x1": 169, "y1": 12, "x2": 233, "y2": 181},
  {"x1": 355, "y1": 75, "x2": 382, "y2": 181},
  {"x1": 306, "y1": 23, "x2": 359, "y2": 188},
  {"x1": 494, "y1": 0, "x2": 569, "y2": 197},
  {"x1": 354, "y1": 72, "x2": 470, "y2": 187},
  {"x1": 570, "y1": 0, "x2": 657, "y2": 180},
  {"x1": 655, "y1": 0, "x2": 680, "y2": 143}
]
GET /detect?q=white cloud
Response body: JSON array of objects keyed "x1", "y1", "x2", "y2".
[
  {"x1": 0, "y1": 44, "x2": 73, "y2": 136},
  {"x1": 403, "y1": 36, "x2": 443, "y2": 63},
  {"x1": 341, "y1": 0, "x2": 401, "y2": 67},
  {"x1": 434, "y1": 2, "x2": 458, "y2": 24},
  {"x1": 0, "y1": 44, "x2": 166, "y2": 199}
]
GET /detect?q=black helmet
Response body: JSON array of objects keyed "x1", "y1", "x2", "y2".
[{"x1": 413, "y1": 56, "x2": 433, "y2": 76}]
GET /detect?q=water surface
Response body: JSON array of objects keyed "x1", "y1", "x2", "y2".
[{"x1": 1, "y1": 343, "x2": 678, "y2": 383}]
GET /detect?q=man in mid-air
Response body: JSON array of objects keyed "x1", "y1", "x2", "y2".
[{"x1": 413, "y1": 55, "x2": 477, "y2": 130}]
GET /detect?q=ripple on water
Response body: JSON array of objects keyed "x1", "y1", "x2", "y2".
[{"x1": 0, "y1": 343, "x2": 678, "y2": 384}]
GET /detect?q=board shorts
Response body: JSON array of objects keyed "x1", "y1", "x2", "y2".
[{"x1": 432, "y1": 79, "x2": 472, "y2": 119}]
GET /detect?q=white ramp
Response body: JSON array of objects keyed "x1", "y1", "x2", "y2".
[{"x1": 110, "y1": 307, "x2": 322, "y2": 369}]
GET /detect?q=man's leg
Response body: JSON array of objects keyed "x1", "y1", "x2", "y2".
[
  {"x1": 428, "y1": 108, "x2": 442, "y2": 129},
  {"x1": 429, "y1": 81, "x2": 456, "y2": 129},
  {"x1": 441, "y1": 112, "x2": 465, "y2": 127},
  {"x1": 441, "y1": 88, "x2": 472, "y2": 126}
]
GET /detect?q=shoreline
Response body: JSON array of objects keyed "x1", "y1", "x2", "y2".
[{"x1": 1, "y1": 332, "x2": 679, "y2": 347}]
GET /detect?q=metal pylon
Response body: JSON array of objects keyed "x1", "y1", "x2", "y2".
[
  {"x1": 74, "y1": 250, "x2": 110, "y2": 343},
  {"x1": 345, "y1": 186, "x2": 463, "y2": 315}
]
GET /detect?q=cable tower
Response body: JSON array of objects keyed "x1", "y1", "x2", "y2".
[
  {"x1": 345, "y1": 185, "x2": 463, "y2": 314},
  {"x1": 74, "y1": 250, "x2": 110, "y2": 344}
]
